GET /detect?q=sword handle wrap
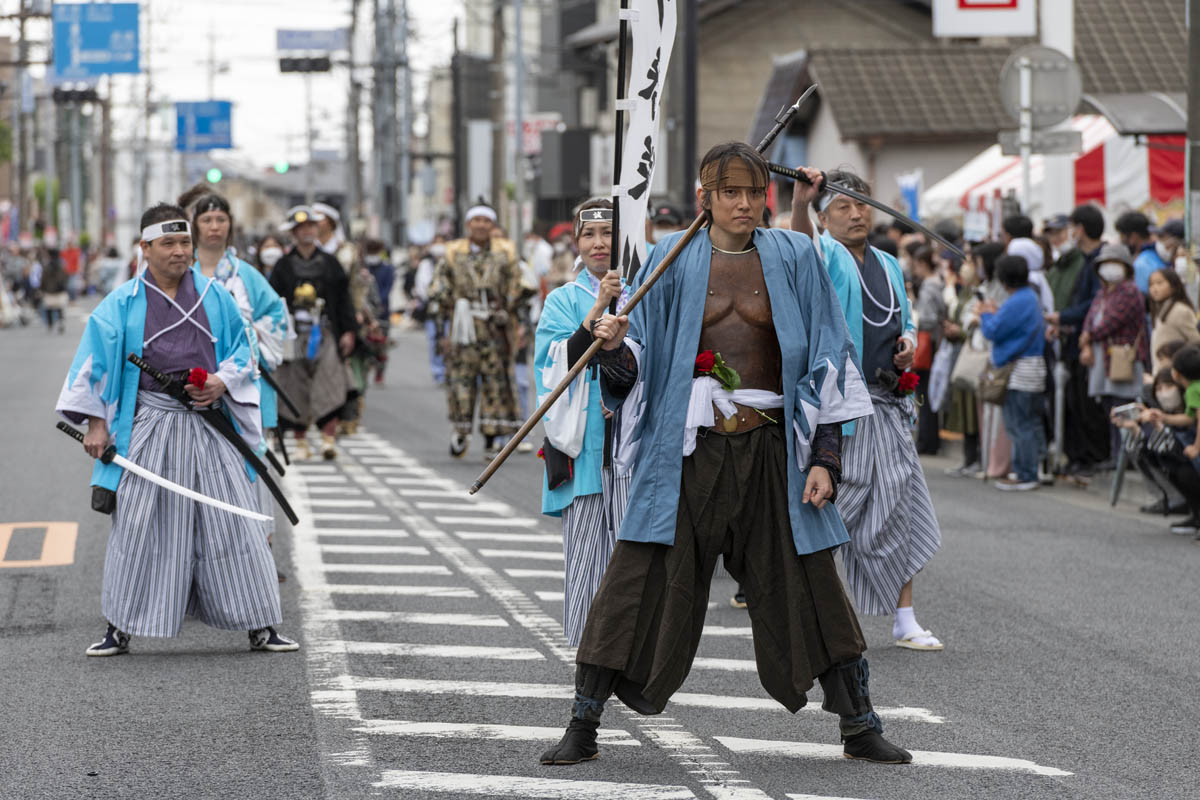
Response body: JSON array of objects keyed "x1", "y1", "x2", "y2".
[{"x1": 56, "y1": 421, "x2": 116, "y2": 464}]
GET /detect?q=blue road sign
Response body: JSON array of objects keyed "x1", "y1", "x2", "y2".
[
  {"x1": 175, "y1": 102, "x2": 234, "y2": 152},
  {"x1": 276, "y1": 29, "x2": 348, "y2": 52},
  {"x1": 52, "y1": 3, "x2": 140, "y2": 80}
]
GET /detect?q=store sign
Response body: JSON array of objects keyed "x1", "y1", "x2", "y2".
[{"x1": 932, "y1": 0, "x2": 1036, "y2": 38}]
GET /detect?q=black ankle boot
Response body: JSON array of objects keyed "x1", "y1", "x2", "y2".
[
  {"x1": 539, "y1": 718, "x2": 600, "y2": 765},
  {"x1": 842, "y1": 729, "x2": 912, "y2": 764}
]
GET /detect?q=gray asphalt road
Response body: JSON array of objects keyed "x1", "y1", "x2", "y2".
[{"x1": 2, "y1": 309, "x2": 1198, "y2": 800}]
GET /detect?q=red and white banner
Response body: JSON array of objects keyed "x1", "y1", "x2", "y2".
[{"x1": 923, "y1": 116, "x2": 1186, "y2": 223}]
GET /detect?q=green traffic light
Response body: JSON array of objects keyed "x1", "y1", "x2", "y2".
[
  {"x1": 206, "y1": 168, "x2": 223, "y2": 183},
  {"x1": 274, "y1": 161, "x2": 290, "y2": 174}
]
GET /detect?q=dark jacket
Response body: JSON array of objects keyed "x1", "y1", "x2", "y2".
[
  {"x1": 1056, "y1": 243, "x2": 1102, "y2": 361},
  {"x1": 269, "y1": 248, "x2": 357, "y2": 338}
]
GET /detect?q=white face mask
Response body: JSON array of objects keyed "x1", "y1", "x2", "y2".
[
  {"x1": 1156, "y1": 241, "x2": 1173, "y2": 262},
  {"x1": 1157, "y1": 387, "x2": 1183, "y2": 413},
  {"x1": 1098, "y1": 263, "x2": 1126, "y2": 284},
  {"x1": 259, "y1": 247, "x2": 283, "y2": 267},
  {"x1": 365, "y1": 254, "x2": 382, "y2": 266}
]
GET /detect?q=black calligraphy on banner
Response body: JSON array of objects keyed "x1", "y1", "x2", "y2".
[
  {"x1": 637, "y1": 48, "x2": 662, "y2": 120},
  {"x1": 628, "y1": 136, "x2": 655, "y2": 201},
  {"x1": 621, "y1": 238, "x2": 643, "y2": 279}
]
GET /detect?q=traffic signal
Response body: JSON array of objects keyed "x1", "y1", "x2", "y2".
[
  {"x1": 206, "y1": 168, "x2": 223, "y2": 184},
  {"x1": 273, "y1": 161, "x2": 290, "y2": 174},
  {"x1": 279, "y1": 56, "x2": 331, "y2": 73},
  {"x1": 52, "y1": 86, "x2": 100, "y2": 104}
]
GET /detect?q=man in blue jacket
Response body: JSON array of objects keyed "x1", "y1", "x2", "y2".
[{"x1": 539, "y1": 142, "x2": 910, "y2": 768}]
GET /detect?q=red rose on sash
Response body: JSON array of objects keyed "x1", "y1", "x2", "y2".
[
  {"x1": 897, "y1": 370, "x2": 920, "y2": 395},
  {"x1": 188, "y1": 367, "x2": 208, "y2": 389},
  {"x1": 695, "y1": 350, "x2": 716, "y2": 373}
]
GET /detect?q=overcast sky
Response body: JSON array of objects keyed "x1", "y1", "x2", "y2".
[{"x1": 10, "y1": 0, "x2": 462, "y2": 168}]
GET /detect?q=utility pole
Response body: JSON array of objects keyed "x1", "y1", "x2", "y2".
[
  {"x1": 451, "y1": 17, "x2": 464, "y2": 234},
  {"x1": 346, "y1": 0, "x2": 362, "y2": 221},
  {"x1": 100, "y1": 79, "x2": 113, "y2": 247},
  {"x1": 512, "y1": 0, "x2": 523, "y2": 248},
  {"x1": 490, "y1": 0, "x2": 505, "y2": 217},
  {"x1": 138, "y1": 9, "x2": 153, "y2": 216},
  {"x1": 681, "y1": 0, "x2": 697, "y2": 210},
  {"x1": 374, "y1": 0, "x2": 399, "y2": 247},
  {"x1": 304, "y1": 70, "x2": 315, "y2": 204},
  {"x1": 397, "y1": 0, "x2": 410, "y2": 247},
  {"x1": 14, "y1": 0, "x2": 29, "y2": 237}
]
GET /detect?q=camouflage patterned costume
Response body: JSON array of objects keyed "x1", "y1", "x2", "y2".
[{"x1": 429, "y1": 238, "x2": 523, "y2": 438}]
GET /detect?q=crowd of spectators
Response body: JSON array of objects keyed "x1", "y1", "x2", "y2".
[{"x1": 876, "y1": 204, "x2": 1200, "y2": 539}]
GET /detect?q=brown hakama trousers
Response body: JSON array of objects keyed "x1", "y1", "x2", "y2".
[{"x1": 576, "y1": 423, "x2": 866, "y2": 715}]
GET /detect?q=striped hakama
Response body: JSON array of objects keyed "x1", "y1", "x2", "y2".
[
  {"x1": 103, "y1": 391, "x2": 283, "y2": 637},
  {"x1": 559, "y1": 468, "x2": 631, "y2": 647},
  {"x1": 838, "y1": 389, "x2": 942, "y2": 616}
]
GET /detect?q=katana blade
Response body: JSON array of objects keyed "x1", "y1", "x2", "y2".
[
  {"x1": 767, "y1": 162, "x2": 966, "y2": 260},
  {"x1": 55, "y1": 422, "x2": 271, "y2": 522},
  {"x1": 111, "y1": 451, "x2": 272, "y2": 522}
]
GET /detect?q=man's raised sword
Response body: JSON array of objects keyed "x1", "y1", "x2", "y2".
[
  {"x1": 56, "y1": 422, "x2": 272, "y2": 523},
  {"x1": 765, "y1": 162, "x2": 966, "y2": 260}
]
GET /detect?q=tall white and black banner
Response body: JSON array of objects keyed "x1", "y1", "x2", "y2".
[{"x1": 615, "y1": 0, "x2": 676, "y2": 284}]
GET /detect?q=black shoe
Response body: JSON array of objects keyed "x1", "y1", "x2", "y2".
[
  {"x1": 249, "y1": 626, "x2": 300, "y2": 652},
  {"x1": 1139, "y1": 498, "x2": 1188, "y2": 515},
  {"x1": 730, "y1": 592, "x2": 747, "y2": 609},
  {"x1": 86, "y1": 623, "x2": 130, "y2": 657},
  {"x1": 539, "y1": 719, "x2": 600, "y2": 765},
  {"x1": 1169, "y1": 516, "x2": 1200, "y2": 535},
  {"x1": 842, "y1": 730, "x2": 913, "y2": 764}
]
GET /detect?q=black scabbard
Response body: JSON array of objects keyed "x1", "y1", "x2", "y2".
[
  {"x1": 126, "y1": 354, "x2": 300, "y2": 525},
  {"x1": 259, "y1": 367, "x2": 301, "y2": 419}
]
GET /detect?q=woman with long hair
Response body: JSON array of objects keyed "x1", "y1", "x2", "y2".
[
  {"x1": 1147, "y1": 267, "x2": 1199, "y2": 367},
  {"x1": 186, "y1": 190, "x2": 293, "y2": 558}
]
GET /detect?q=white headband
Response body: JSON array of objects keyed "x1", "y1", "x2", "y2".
[
  {"x1": 465, "y1": 205, "x2": 497, "y2": 223},
  {"x1": 142, "y1": 220, "x2": 191, "y2": 242},
  {"x1": 816, "y1": 192, "x2": 836, "y2": 213}
]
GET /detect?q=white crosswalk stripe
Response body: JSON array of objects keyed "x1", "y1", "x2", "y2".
[
  {"x1": 373, "y1": 771, "x2": 695, "y2": 798},
  {"x1": 286, "y1": 427, "x2": 1073, "y2": 799}
]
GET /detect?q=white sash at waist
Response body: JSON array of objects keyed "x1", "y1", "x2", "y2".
[{"x1": 683, "y1": 376, "x2": 784, "y2": 456}]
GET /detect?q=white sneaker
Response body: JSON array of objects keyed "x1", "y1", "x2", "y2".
[
  {"x1": 994, "y1": 479, "x2": 1039, "y2": 492},
  {"x1": 449, "y1": 432, "x2": 469, "y2": 458}
]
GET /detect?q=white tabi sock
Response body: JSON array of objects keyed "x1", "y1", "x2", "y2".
[{"x1": 892, "y1": 606, "x2": 939, "y2": 645}]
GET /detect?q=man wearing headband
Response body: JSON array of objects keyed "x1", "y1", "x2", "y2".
[
  {"x1": 269, "y1": 205, "x2": 357, "y2": 460},
  {"x1": 428, "y1": 202, "x2": 523, "y2": 460},
  {"x1": 56, "y1": 202, "x2": 298, "y2": 657},
  {"x1": 792, "y1": 167, "x2": 944, "y2": 653},
  {"x1": 541, "y1": 142, "x2": 911, "y2": 768}
]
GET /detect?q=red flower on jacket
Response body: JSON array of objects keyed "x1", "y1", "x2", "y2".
[
  {"x1": 695, "y1": 350, "x2": 716, "y2": 373},
  {"x1": 188, "y1": 367, "x2": 208, "y2": 389},
  {"x1": 897, "y1": 371, "x2": 920, "y2": 394}
]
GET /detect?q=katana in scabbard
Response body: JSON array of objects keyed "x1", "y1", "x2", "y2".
[
  {"x1": 259, "y1": 367, "x2": 301, "y2": 419},
  {"x1": 126, "y1": 353, "x2": 300, "y2": 525},
  {"x1": 55, "y1": 422, "x2": 272, "y2": 523},
  {"x1": 469, "y1": 89, "x2": 821, "y2": 495},
  {"x1": 766, "y1": 162, "x2": 967, "y2": 260}
]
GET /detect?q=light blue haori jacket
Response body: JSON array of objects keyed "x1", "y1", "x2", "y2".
[
  {"x1": 197, "y1": 249, "x2": 292, "y2": 431},
  {"x1": 534, "y1": 268, "x2": 632, "y2": 516},
  {"x1": 56, "y1": 266, "x2": 260, "y2": 492},
  {"x1": 817, "y1": 230, "x2": 916, "y2": 436},
  {"x1": 613, "y1": 227, "x2": 874, "y2": 557}
]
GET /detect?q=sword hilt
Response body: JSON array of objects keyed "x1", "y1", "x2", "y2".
[
  {"x1": 56, "y1": 421, "x2": 116, "y2": 464},
  {"x1": 767, "y1": 162, "x2": 826, "y2": 191}
]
